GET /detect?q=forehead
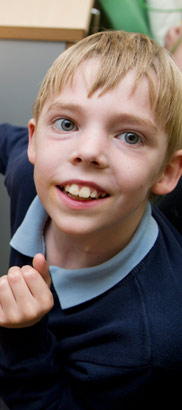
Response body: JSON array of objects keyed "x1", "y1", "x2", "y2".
[
  {"x1": 68, "y1": 59, "x2": 152, "y2": 97},
  {"x1": 39, "y1": 63, "x2": 168, "y2": 155},
  {"x1": 43, "y1": 62, "x2": 154, "y2": 120}
]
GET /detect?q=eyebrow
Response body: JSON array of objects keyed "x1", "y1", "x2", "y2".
[
  {"x1": 46, "y1": 102, "x2": 160, "y2": 136},
  {"x1": 115, "y1": 114, "x2": 159, "y2": 136},
  {"x1": 46, "y1": 102, "x2": 83, "y2": 115}
]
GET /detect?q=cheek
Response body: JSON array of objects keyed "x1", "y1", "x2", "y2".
[
  {"x1": 33, "y1": 156, "x2": 53, "y2": 191},
  {"x1": 33, "y1": 166, "x2": 46, "y2": 196},
  {"x1": 34, "y1": 146, "x2": 57, "y2": 174},
  {"x1": 33, "y1": 162, "x2": 57, "y2": 207},
  {"x1": 115, "y1": 158, "x2": 160, "y2": 195}
]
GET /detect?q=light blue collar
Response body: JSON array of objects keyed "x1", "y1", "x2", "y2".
[{"x1": 10, "y1": 196, "x2": 158, "y2": 309}]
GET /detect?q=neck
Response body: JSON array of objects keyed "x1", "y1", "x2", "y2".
[{"x1": 44, "y1": 209, "x2": 145, "y2": 269}]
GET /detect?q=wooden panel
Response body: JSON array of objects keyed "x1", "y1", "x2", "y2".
[{"x1": 0, "y1": 0, "x2": 95, "y2": 41}]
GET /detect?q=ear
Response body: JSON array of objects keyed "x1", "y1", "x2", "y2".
[
  {"x1": 151, "y1": 150, "x2": 182, "y2": 196},
  {"x1": 27, "y1": 118, "x2": 36, "y2": 165}
]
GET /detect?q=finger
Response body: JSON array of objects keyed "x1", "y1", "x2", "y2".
[
  {"x1": 0, "y1": 267, "x2": 53, "y2": 328},
  {"x1": 32, "y1": 253, "x2": 51, "y2": 287},
  {"x1": 7, "y1": 267, "x2": 35, "y2": 307},
  {"x1": 0, "y1": 274, "x2": 17, "y2": 311},
  {"x1": 8, "y1": 265, "x2": 52, "y2": 309},
  {"x1": 0, "y1": 276, "x2": 13, "y2": 324},
  {"x1": 8, "y1": 266, "x2": 53, "y2": 323},
  {"x1": 0, "y1": 270, "x2": 31, "y2": 325},
  {"x1": 21, "y1": 265, "x2": 54, "y2": 309}
]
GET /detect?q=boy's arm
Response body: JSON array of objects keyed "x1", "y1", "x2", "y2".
[
  {"x1": 0, "y1": 255, "x2": 61, "y2": 408},
  {"x1": 0, "y1": 123, "x2": 36, "y2": 236},
  {"x1": 0, "y1": 124, "x2": 28, "y2": 175}
]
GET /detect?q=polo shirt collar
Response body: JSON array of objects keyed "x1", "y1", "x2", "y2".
[{"x1": 10, "y1": 196, "x2": 158, "y2": 309}]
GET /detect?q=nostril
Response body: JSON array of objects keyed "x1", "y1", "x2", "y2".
[
  {"x1": 71, "y1": 150, "x2": 107, "y2": 168},
  {"x1": 92, "y1": 160, "x2": 99, "y2": 166},
  {"x1": 74, "y1": 157, "x2": 82, "y2": 164},
  {"x1": 72, "y1": 157, "x2": 99, "y2": 166}
]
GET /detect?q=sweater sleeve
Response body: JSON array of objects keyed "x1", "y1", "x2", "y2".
[
  {"x1": 0, "y1": 123, "x2": 36, "y2": 236},
  {"x1": 159, "y1": 177, "x2": 182, "y2": 234},
  {"x1": 0, "y1": 124, "x2": 28, "y2": 175},
  {"x1": 0, "y1": 315, "x2": 62, "y2": 409}
]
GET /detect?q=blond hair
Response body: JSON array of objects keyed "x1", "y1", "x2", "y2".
[{"x1": 33, "y1": 30, "x2": 182, "y2": 161}]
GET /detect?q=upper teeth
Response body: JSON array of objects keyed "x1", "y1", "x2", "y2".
[{"x1": 64, "y1": 184, "x2": 105, "y2": 199}]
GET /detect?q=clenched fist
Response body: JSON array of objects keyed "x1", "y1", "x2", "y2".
[{"x1": 0, "y1": 254, "x2": 54, "y2": 328}]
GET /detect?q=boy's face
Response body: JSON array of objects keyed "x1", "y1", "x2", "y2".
[{"x1": 28, "y1": 62, "x2": 171, "y2": 243}]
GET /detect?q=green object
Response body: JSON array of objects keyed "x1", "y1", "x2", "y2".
[{"x1": 98, "y1": 0, "x2": 152, "y2": 37}]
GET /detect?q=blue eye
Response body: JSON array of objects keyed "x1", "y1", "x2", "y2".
[
  {"x1": 54, "y1": 118, "x2": 76, "y2": 132},
  {"x1": 118, "y1": 132, "x2": 142, "y2": 145}
]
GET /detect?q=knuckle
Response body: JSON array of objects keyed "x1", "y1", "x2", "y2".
[
  {"x1": 8, "y1": 266, "x2": 20, "y2": 274},
  {"x1": 8, "y1": 269, "x2": 22, "y2": 284},
  {"x1": 21, "y1": 265, "x2": 36, "y2": 277},
  {"x1": 0, "y1": 276, "x2": 8, "y2": 291},
  {"x1": 22, "y1": 267, "x2": 41, "y2": 286}
]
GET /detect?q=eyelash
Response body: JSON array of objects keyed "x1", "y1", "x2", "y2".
[
  {"x1": 53, "y1": 118, "x2": 77, "y2": 132},
  {"x1": 52, "y1": 118, "x2": 144, "y2": 146},
  {"x1": 116, "y1": 131, "x2": 143, "y2": 146}
]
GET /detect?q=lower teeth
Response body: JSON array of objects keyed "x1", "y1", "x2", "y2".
[{"x1": 66, "y1": 192, "x2": 96, "y2": 200}]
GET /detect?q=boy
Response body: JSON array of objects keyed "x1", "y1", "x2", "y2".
[{"x1": 0, "y1": 30, "x2": 182, "y2": 409}]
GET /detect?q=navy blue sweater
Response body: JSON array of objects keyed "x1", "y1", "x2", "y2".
[
  {"x1": 159, "y1": 177, "x2": 182, "y2": 234},
  {"x1": 0, "y1": 124, "x2": 182, "y2": 409}
]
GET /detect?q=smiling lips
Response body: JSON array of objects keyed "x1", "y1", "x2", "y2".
[{"x1": 59, "y1": 183, "x2": 109, "y2": 201}]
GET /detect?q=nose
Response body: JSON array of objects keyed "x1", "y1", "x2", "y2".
[{"x1": 70, "y1": 132, "x2": 108, "y2": 168}]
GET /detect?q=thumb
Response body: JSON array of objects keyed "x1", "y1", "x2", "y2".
[{"x1": 32, "y1": 253, "x2": 51, "y2": 288}]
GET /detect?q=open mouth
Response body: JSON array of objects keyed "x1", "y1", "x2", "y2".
[{"x1": 58, "y1": 183, "x2": 109, "y2": 201}]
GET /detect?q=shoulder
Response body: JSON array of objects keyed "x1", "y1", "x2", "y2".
[
  {"x1": 0, "y1": 124, "x2": 28, "y2": 174},
  {"x1": 0, "y1": 123, "x2": 28, "y2": 154},
  {"x1": 135, "y1": 207, "x2": 182, "y2": 368},
  {"x1": 1, "y1": 124, "x2": 37, "y2": 235},
  {"x1": 153, "y1": 202, "x2": 182, "y2": 248},
  {"x1": 141, "y1": 204, "x2": 182, "y2": 284},
  {"x1": 158, "y1": 178, "x2": 182, "y2": 234}
]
